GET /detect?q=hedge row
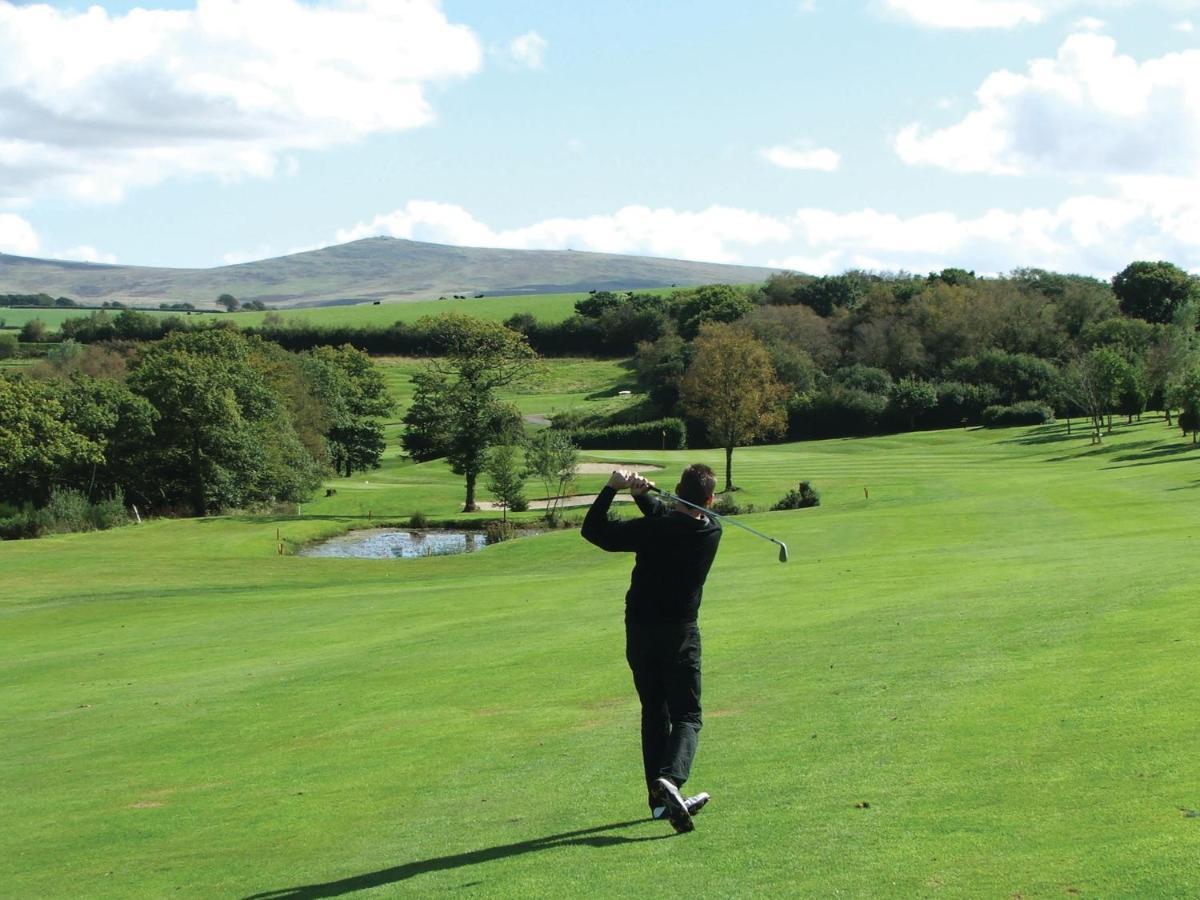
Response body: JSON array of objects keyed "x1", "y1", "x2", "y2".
[
  {"x1": 980, "y1": 402, "x2": 1056, "y2": 427},
  {"x1": 568, "y1": 417, "x2": 687, "y2": 450}
]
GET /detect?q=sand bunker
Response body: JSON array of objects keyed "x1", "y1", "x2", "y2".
[{"x1": 574, "y1": 463, "x2": 664, "y2": 474}]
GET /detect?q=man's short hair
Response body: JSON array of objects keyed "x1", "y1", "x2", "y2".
[{"x1": 677, "y1": 463, "x2": 716, "y2": 506}]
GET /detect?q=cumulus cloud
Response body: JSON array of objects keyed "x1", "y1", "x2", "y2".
[
  {"x1": 332, "y1": 191, "x2": 1200, "y2": 278},
  {"x1": 335, "y1": 200, "x2": 791, "y2": 264},
  {"x1": 56, "y1": 245, "x2": 117, "y2": 264},
  {"x1": 895, "y1": 33, "x2": 1200, "y2": 178},
  {"x1": 760, "y1": 144, "x2": 841, "y2": 172},
  {"x1": 508, "y1": 31, "x2": 547, "y2": 68},
  {"x1": 0, "y1": 212, "x2": 39, "y2": 255},
  {"x1": 883, "y1": 1, "x2": 1200, "y2": 30},
  {"x1": 0, "y1": 0, "x2": 482, "y2": 203},
  {"x1": 1174, "y1": 20, "x2": 1196, "y2": 32}
]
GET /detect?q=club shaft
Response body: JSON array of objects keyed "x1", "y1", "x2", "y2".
[{"x1": 648, "y1": 486, "x2": 785, "y2": 548}]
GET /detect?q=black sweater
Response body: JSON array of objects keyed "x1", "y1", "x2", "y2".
[{"x1": 581, "y1": 486, "x2": 722, "y2": 624}]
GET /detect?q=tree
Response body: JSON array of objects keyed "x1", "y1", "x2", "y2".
[
  {"x1": 484, "y1": 444, "x2": 526, "y2": 521},
  {"x1": 525, "y1": 428, "x2": 578, "y2": 522},
  {"x1": 0, "y1": 333, "x2": 17, "y2": 359},
  {"x1": 1167, "y1": 365, "x2": 1200, "y2": 443},
  {"x1": 217, "y1": 293, "x2": 240, "y2": 312},
  {"x1": 302, "y1": 345, "x2": 393, "y2": 476},
  {"x1": 1112, "y1": 261, "x2": 1200, "y2": 324},
  {"x1": 0, "y1": 374, "x2": 101, "y2": 506},
  {"x1": 19, "y1": 319, "x2": 47, "y2": 343},
  {"x1": 890, "y1": 376, "x2": 937, "y2": 431},
  {"x1": 672, "y1": 284, "x2": 753, "y2": 339},
  {"x1": 679, "y1": 323, "x2": 786, "y2": 492},
  {"x1": 1063, "y1": 348, "x2": 1128, "y2": 443},
  {"x1": 400, "y1": 315, "x2": 541, "y2": 511},
  {"x1": 128, "y1": 329, "x2": 321, "y2": 516}
]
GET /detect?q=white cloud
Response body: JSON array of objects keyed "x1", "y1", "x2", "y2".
[
  {"x1": 881, "y1": 0, "x2": 1046, "y2": 29},
  {"x1": 332, "y1": 189, "x2": 1200, "y2": 278},
  {"x1": 0, "y1": 0, "x2": 482, "y2": 203},
  {"x1": 883, "y1": 1, "x2": 1200, "y2": 30},
  {"x1": 56, "y1": 245, "x2": 117, "y2": 264},
  {"x1": 508, "y1": 31, "x2": 547, "y2": 69},
  {"x1": 896, "y1": 33, "x2": 1200, "y2": 177},
  {"x1": 761, "y1": 144, "x2": 841, "y2": 172},
  {"x1": 0, "y1": 213, "x2": 39, "y2": 255},
  {"x1": 335, "y1": 200, "x2": 791, "y2": 263},
  {"x1": 797, "y1": 1, "x2": 818, "y2": 12},
  {"x1": 1174, "y1": 20, "x2": 1196, "y2": 32}
]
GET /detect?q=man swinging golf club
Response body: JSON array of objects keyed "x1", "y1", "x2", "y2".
[{"x1": 581, "y1": 463, "x2": 722, "y2": 834}]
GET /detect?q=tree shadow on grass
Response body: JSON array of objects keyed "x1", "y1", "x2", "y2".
[
  {"x1": 1106, "y1": 443, "x2": 1200, "y2": 468},
  {"x1": 1045, "y1": 439, "x2": 1160, "y2": 462},
  {"x1": 241, "y1": 818, "x2": 669, "y2": 899}
]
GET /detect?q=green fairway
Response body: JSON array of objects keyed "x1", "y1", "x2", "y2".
[{"x1": 5, "y1": 421, "x2": 1200, "y2": 897}]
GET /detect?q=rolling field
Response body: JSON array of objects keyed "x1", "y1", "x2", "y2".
[
  {"x1": 4, "y1": 419, "x2": 1200, "y2": 897},
  {"x1": 0, "y1": 289, "x2": 591, "y2": 333}
]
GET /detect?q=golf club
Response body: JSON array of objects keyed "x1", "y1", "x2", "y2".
[{"x1": 647, "y1": 485, "x2": 789, "y2": 563}]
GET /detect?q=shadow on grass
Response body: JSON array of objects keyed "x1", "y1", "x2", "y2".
[
  {"x1": 1106, "y1": 443, "x2": 1200, "y2": 468},
  {"x1": 1045, "y1": 439, "x2": 1161, "y2": 462},
  {"x1": 242, "y1": 819, "x2": 669, "y2": 899}
]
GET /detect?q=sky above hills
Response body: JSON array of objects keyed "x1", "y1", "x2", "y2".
[{"x1": 0, "y1": 0, "x2": 1198, "y2": 277}]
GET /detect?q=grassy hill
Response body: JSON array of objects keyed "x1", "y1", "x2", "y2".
[
  {"x1": 4, "y1": 417, "x2": 1200, "y2": 897},
  {"x1": 0, "y1": 237, "x2": 778, "y2": 309}
]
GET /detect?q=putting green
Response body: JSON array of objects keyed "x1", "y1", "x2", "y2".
[{"x1": 3, "y1": 420, "x2": 1200, "y2": 896}]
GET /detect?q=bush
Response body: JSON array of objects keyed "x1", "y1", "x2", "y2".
[
  {"x1": 787, "y1": 388, "x2": 890, "y2": 440},
  {"x1": 509, "y1": 497, "x2": 530, "y2": 513},
  {"x1": 772, "y1": 481, "x2": 821, "y2": 510},
  {"x1": 570, "y1": 417, "x2": 687, "y2": 450},
  {"x1": 485, "y1": 521, "x2": 518, "y2": 544},
  {"x1": 980, "y1": 402, "x2": 1056, "y2": 428},
  {"x1": 87, "y1": 490, "x2": 129, "y2": 530},
  {"x1": 409, "y1": 511, "x2": 430, "y2": 529},
  {"x1": 0, "y1": 332, "x2": 18, "y2": 359},
  {"x1": 35, "y1": 488, "x2": 91, "y2": 534},
  {"x1": 0, "y1": 506, "x2": 38, "y2": 540},
  {"x1": 711, "y1": 496, "x2": 756, "y2": 516}
]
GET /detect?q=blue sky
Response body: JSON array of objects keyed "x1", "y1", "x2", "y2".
[{"x1": 1, "y1": 0, "x2": 1198, "y2": 276}]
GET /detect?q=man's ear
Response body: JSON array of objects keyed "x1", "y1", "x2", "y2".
[{"x1": 705, "y1": 494, "x2": 715, "y2": 507}]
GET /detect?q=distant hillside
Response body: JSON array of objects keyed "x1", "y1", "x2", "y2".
[{"x1": 0, "y1": 238, "x2": 781, "y2": 309}]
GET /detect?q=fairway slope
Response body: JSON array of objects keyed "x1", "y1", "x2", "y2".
[{"x1": 4, "y1": 421, "x2": 1200, "y2": 897}]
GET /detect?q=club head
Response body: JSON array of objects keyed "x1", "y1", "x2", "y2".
[{"x1": 777, "y1": 542, "x2": 789, "y2": 563}]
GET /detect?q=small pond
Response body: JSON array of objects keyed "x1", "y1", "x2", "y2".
[{"x1": 300, "y1": 528, "x2": 489, "y2": 559}]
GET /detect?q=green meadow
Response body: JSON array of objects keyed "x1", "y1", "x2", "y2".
[{"x1": 5, "y1": 414, "x2": 1200, "y2": 897}]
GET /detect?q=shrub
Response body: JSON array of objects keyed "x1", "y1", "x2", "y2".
[
  {"x1": 711, "y1": 495, "x2": 755, "y2": 516},
  {"x1": 35, "y1": 488, "x2": 91, "y2": 534},
  {"x1": 509, "y1": 497, "x2": 530, "y2": 512},
  {"x1": 0, "y1": 332, "x2": 18, "y2": 359},
  {"x1": 570, "y1": 417, "x2": 687, "y2": 450},
  {"x1": 409, "y1": 511, "x2": 430, "y2": 529},
  {"x1": 980, "y1": 402, "x2": 1056, "y2": 428},
  {"x1": 772, "y1": 481, "x2": 821, "y2": 510},
  {"x1": 484, "y1": 520, "x2": 518, "y2": 544},
  {"x1": 87, "y1": 490, "x2": 129, "y2": 530},
  {"x1": 0, "y1": 506, "x2": 38, "y2": 540}
]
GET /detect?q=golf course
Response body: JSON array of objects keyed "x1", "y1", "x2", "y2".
[{"x1": 4, "y1": 409, "x2": 1199, "y2": 897}]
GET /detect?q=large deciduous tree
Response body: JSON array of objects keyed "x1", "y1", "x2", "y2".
[
  {"x1": 0, "y1": 373, "x2": 100, "y2": 506},
  {"x1": 1112, "y1": 261, "x2": 1200, "y2": 325},
  {"x1": 302, "y1": 344, "x2": 393, "y2": 476},
  {"x1": 679, "y1": 323, "x2": 786, "y2": 493},
  {"x1": 129, "y1": 329, "x2": 322, "y2": 516},
  {"x1": 400, "y1": 315, "x2": 541, "y2": 511}
]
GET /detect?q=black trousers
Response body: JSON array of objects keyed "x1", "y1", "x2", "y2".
[{"x1": 625, "y1": 621, "x2": 702, "y2": 794}]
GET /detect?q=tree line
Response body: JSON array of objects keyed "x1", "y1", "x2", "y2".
[{"x1": 0, "y1": 329, "x2": 391, "y2": 534}]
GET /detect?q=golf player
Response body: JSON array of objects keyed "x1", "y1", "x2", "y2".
[{"x1": 581, "y1": 464, "x2": 723, "y2": 834}]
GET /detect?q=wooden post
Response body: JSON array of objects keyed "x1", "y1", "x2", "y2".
[
  {"x1": 864, "y1": 487, "x2": 869, "y2": 500},
  {"x1": 132, "y1": 505, "x2": 142, "y2": 524}
]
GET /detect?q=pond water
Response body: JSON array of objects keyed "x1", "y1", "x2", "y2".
[{"x1": 299, "y1": 528, "x2": 489, "y2": 559}]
